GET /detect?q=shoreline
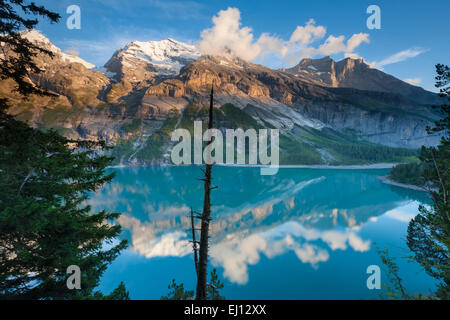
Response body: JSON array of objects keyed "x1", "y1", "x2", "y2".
[
  {"x1": 377, "y1": 176, "x2": 428, "y2": 192},
  {"x1": 217, "y1": 163, "x2": 396, "y2": 170},
  {"x1": 108, "y1": 163, "x2": 396, "y2": 170},
  {"x1": 109, "y1": 164, "x2": 433, "y2": 193}
]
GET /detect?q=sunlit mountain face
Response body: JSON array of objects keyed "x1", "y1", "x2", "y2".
[{"x1": 88, "y1": 166, "x2": 434, "y2": 299}]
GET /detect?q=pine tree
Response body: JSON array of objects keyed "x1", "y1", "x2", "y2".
[
  {"x1": 0, "y1": 1, "x2": 128, "y2": 299},
  {"x1": 407, "y1": 64, "x2": 450, "y2": 299},
  {"x1": 0, "y1": 106, "x2": 128, "y2": 299}
]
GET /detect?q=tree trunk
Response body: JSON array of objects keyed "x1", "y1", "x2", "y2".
[
  {"x1": 195, "y1": 86, "x2": 214, "y2": 300},
  {"x1": 190, "y1": 207, "x2": 199, "y2": 276}
]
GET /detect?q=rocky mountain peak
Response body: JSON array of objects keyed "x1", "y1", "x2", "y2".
[
  {"x1": 104, "y1": 38, "x2": 201, "y2": 80},
  {"x1": 20, "y1": 29, "x2": 96, "y2": 69},
  {"x1": 336, "y1": 57, "x2": 367, "y2": 69},
  {"x1": 285, "y1": 56, "x2": 338, "y2": 86},
  {"x1": 20, "y1": 29, "x2": 53, "y2": 47},
  {"x1": 194, "y1": 52, "x2": 252, "y2": 70},
  {"x1": 283, "y1": 56, "x2": 438, "y2": 104},
  {"x1": 293, "y1": 56, "x2": 370, "y2": 75},
  {"x1": 1, "y1": 31, "x2": 441, "y2": 155}
]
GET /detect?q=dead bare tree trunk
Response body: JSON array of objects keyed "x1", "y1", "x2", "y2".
[
  {"x1": 195, "y1": 86, "x2": 215, "y2": 300},
  {"x1": 190, "y1": 207, "x2": 199, "y2": 276}
]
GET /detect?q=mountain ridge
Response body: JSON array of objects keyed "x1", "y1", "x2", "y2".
[
  {"x1": 0, "y1": 30, "x2": 443, "y2": 166},
  {"x1": 104, "y1": 38, "x2": 200, "y2": 83},
  {"x1": 282, "y1": 55, "x2": 439, "y2": 104},
  {"x1": 20, "y1": 29, "x2": 96, "y2": 69}
]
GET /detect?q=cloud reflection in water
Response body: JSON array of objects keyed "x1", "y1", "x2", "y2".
[{"x1": 88, "y1": 166, "x2": 425, "y2": 286}]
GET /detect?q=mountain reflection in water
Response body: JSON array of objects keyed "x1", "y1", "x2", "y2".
[{"x1": 88, "y1": 166, "x2": 434, "y2": 299}]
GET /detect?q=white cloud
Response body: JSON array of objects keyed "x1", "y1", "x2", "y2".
[
  {"x1": 210, "y1": 233, "x2": 267, "y2": 284},
  {"x1": 316, "y1": 35, "x2": 347, "y2": 55},
  {"x1": 384, "y1": 202, "x2": 421, "y2": 222},
  {"x1": 197, "y1": 7, "x2": 261, "y2": 61},
  {"x1": 346, "y1": 33, "x2": 370, "y2": 53},
  {"x1": 376, "y1": 48, "x2": 428, "y2": 67},
  {"x1": 197, "y1": 7, "x2": 369, "y2": 65},
  {"x1": 404, "y1": 78, "x2": 422, "y2": 86},
  {"x1": 289, "y1": 18, "x2": 326, "y2": 45},
  {"x1": 385, "y1": 209, "x2": 416, "y2": 222},
  {"x1": 117, "y1": 215, "x2": 191, "y2": 258},
  {"x1": 313, "y1": 33, "x2": 369, "y2": 56},
  {"x1": 210, "y1": 221, "x2": 370, "y2": 284},
  {"x1": 288, "y1": 33, "x2": 369, "y2": 64},
  {"x1": 294, "y1": 243, "x2": 329, "y2": 266}
]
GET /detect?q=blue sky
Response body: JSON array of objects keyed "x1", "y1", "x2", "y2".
[{"x1": 34, "y1": 0, "x2": 449, "y2": 92}]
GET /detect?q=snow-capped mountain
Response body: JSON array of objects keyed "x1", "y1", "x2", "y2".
[
  {"x1": 1, "y1": 30, "x2": 442, "y2": 166},
  {"x1": 20, "y1": 29, "x2": 96, "y2": 69},
  {"x1": 104, "y1": 38, "x2": 200, "y2": 81}
]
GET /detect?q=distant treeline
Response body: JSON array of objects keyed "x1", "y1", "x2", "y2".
[
  {"x1": 110, "y1": 103, "x2": 421, "y2": 166},
  {"x1": 389, "y1": 162, "x2": 425, "y2": 186},
  {"x1": 334, "y1": 144, "x2": 418, "y2": 163}
]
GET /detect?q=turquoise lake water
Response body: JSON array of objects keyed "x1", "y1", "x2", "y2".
[{"x1": 88, "y1": 166, "x2": 437, "y2": 300}]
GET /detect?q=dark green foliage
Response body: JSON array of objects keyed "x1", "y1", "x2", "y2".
[
  {"x1": 0, "y1": 1, "x2": 129, "y2": 300},
  {"x1": 136, "y1": 114, "x2": 179, "y2": 161},
  {"x1": 428, "y1": 64, "x2": 450, "y2": 135},
  {"x1": 290, "y1": 126, "x2": 418, "y2": 165},
  {"x1": 307, "y1": 127, "x2": 418, "y2": 163},
  {"x1": 177, "y1": 103, "x2": 201, "y2": 132},
  {"x1": 0, "y1": 108, "x2": 128, "y2": 299},
  {"x1": 177, "y1": 103, "x2": 417, "y2": 165},
  {"x1": 110, "y1": 138, "x2": 135, "y2": 165},
  {"x1": 160, "y1": 279, "x2": 194, "y2": 300},
  {"x1": 377, "y1": 247, "x2": 433, "y2": 300},
  {"x1": 375, "y1": 65, "x2": 449, "y2": 301},
  {"x1": 121, "y1": 118, "x2": 142, "y2": 133},
  {"x1": 113, "y1": 102, "x2": 419, "y2": 165},
  {"x1": 207, "y1": 269, "x2": 225, "y2": 300},
  {"x1": 112, "y1": 113, "x2": 180, "y2": 164},
  {"x1": 406, "y1": 64, "x2": 450, "y2": 299},
  {"x1": 279, "y1": 134, "x2": 323, "y2": 165},
  {"x1": 377, "y1": 247, "x2": 409, "y2": 300},
  {"x1": 136, "y1": 133, "x2": 165, "y2": 160},
  {"x1": 90, "y1": 282, "x2": 130, "y2": 300},
  {"x1": 106, "y1": 281, "x2": 130, "y2": 300},
  {"x1": 161, "y1": 269, "x2": 225, "y2": 300},
  {"x1": 330, "y1": 144, "x2": 417, "y2": 163},
  {"x1": 389, "y1": 162, "x2": 425, "y2": 186},
  {"x1": 217, "y1": 103, "x2": 262, "y2": 129},
  {"x1": 0, "y1": 0, "x2": 60, "y2": 97}
]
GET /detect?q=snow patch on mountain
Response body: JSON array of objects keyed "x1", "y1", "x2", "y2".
[
  {"x1": 61, "y1": 54, "x2": 95, "y2": 69},
  {"x1": 93, "y1": 67, "x2": 117, "y2": 80},
  {"x1": 20, "y1": 29, "x2": 95, "y2": 69},
  {"x1": 109, "y1": 38, "x2": 201, "y2": 76}
]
